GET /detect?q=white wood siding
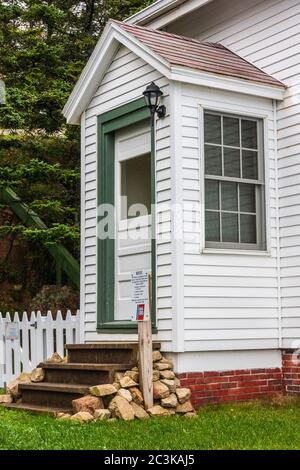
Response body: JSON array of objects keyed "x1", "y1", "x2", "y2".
[
  {"x1": 169, "y1": 0, "x2": 300, "y2": 349},
  {"x1": 176, "y1": 84, "x2": 278, "y2": 351},
  {"x1": 82, "y1": 45, "x2": 172, "y2": 347}
]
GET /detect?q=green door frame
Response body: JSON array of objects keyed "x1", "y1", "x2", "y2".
[{"x1": 97, "y1": 98, "x2": 157, "y2": 333}]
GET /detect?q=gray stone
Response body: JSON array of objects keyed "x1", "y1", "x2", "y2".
[
  {"x1": 70, "y1": 411, "x2": 94, "y2": 423},
  {"x1": 30, "y1": 368, "x2": 45, "y2": 383},
  {"x1": 153, "y1": 380, "x2": 170, "y2": 399},
  {"x1": 176, "y1": 400, "x2": 194, "y2": 414},
  {"x1": 125, "y1": 370, "x2": 139, "y2": 383},
  {"x1": 119, "y1": 376, "x2": 138, "y2": 388},
  {"x1": 131, "y1": 402, "x2": 149, "y2": 419},
  {"x1": 159, "y1": 370, "x2": 175, "y2": 380},
  {"x1": 154, "y1": 362, "x2": 172, "y2": 371},
  {"x1": 89, "y1": 384, "x2": 118, "y2": 397},
  {"x1": 152, "y1": 350, "x2": 162, "y2": 362},
  {"x1": 109, "y1": 396, "x2": 135, "y2": 421},
  {"x1": 152, "y1": 370, "x2": 160, "y2": 382},
  {"x1": 46, "y1": 352, "x2": 63, "y2": 363},
  {"x1": 72, "y1": 395, "x2": 103, "y2": 414},
  {"x1": 94, "y1": 409, "x2": 111, "y2": 420},
  {"x1": 161, "y1": 393, "x2": 178, "y2": 408},
  {"x1": 130, "y1": 387, "x2": 144, "y2": 405},
  {"x1": 176, "y1": 388, "x2": 191, "y2": 404},
  {"x1": 0, "y1": 394, "x2": 13, "y2": 404},
  {"x1": 161, "y1": 379, "x2": 176, "y2": 393},
  {"x1": 7, "y1": 372, "x2": 31, "y2": 399},
  {"x1": 148, "y1": 405, "x2": 169, "y2": 417},
  {"x1": 117, "y1": 388, "x2": 132, "y2": 402}
]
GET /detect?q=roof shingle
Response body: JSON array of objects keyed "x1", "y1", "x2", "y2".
[{"x1": 114, "y1": 21, "x2": 285, "y2": 89}]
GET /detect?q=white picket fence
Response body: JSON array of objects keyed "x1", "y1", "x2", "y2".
[{"x1": 0, "y1": 310, "x2": 80, "y2": 388}]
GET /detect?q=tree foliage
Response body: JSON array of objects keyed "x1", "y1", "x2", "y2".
[{"x1": 0, "y1": 0, "x2": 152, "y2": 308}]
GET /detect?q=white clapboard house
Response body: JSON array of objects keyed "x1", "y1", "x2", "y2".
[{"x1": 64, "y1": 0, "x2": 300, "y2": 403}]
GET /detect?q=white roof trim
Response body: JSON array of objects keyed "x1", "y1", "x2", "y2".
[
  {"x1": 126, "y1": 0, "x2": 213, "y2": 28},
  {"x1": 63, "y1": 21, "x2": 285, "y2": 124},
  {"x1": 170, "y1": 66, "x2": 286, "y2": 101},
  {"x1": 63, "y1": 21, "x2": 171, "y2": 124}
]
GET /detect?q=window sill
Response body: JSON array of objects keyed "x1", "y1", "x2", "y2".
[{"x1": 202, "y1": 248, "x2": 271, "y2": 256}]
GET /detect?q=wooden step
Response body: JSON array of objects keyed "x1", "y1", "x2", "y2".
[
  {"x1": 66, "y1": 342, "x2": 160, "y2": 364},
  {"x1": 19, "y1": 382, "x2": 89, "y2": 409},
  {"x1": 4, "y1": 403, "x2": 72, "y2": 416},
  {"x1": 40, "y1": 362, "x2": 134, "y2": 385}
]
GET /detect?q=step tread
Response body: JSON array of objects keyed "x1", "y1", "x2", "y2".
[
  {"x1": 20, "y1": 382, "x2": 90, "y2": 394},
  {"x1": 66, "y1": 342, "x2": 161, "y2": 350},
  {"x1": 3, "y1": 403, "x2": 72, "y2": 415},
  {"x1": 40, "y1": 362, "x2": 134, "y2": 371}
]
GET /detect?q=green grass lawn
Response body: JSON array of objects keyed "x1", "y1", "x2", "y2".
[{"x1": 1, "y1": 401, "x2": 300, "y2": 450}]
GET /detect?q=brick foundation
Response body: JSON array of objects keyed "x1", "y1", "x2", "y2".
[
  {"x1": 282, "y1": 350, "x2": 300, "y2": 395},
  {"x1": 178, "y1": 350, "x2": 300, "y2": 408}
]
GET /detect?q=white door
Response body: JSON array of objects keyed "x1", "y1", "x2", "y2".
[{"x1": 115, "y1": 121, "x2": 152, "y2": 321}]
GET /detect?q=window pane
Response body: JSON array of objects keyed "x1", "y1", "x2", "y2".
[
  {"x1": 222, "y1": 213, "x2": 239, "y2": 242},
  {"x1": 206, "y1": 211, "x2": 220, "y2": 241},
  {"x1": 240, "y1": 214, "x2": 257, "y2": 244},
  {"x1": 224, "y1": 148, "x2": 240, "y2": 177},
  {"x1": 242, "y1": 120, "x2": 257, "y2": 149},
  {"x1": 223, "y1": 117, "x2": 240, "y2": 147},
  {"x1": 242, "y1": 150, "x2": 258, "y2": 180},
  {"x1": 205, "y1": 114, "x2": 221, "y2": 144},
  {"x1": 205, "y1": 180, "x2": 219, "y2": 210},
  {"x1": 240, "y1": 184, "x2": 256, "y2": 213},
  {"x1": 221, "y1": 181, "x2": 238, "y2": 211},
  {"x1": 121, "y1": 153, "x2": 151, "y2": 219},
  {"x1": 205, "y1": 145, "x2": 222, "y2": 175}
]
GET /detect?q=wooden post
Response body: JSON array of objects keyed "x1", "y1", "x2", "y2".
[{"x1": 138, "y1": 274, "x2": 153, "y2": 410}]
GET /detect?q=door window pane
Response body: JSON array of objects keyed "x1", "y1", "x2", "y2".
[
  {"x1": 242, "y1": 120, "x2": 257, "y2": 149},
  {"x1": 224, "y1": 148, "x2": 240, "y2": 177},
  {"x1": 240, "y1": 184, "x2": 256, "y2": 213},
  {"x1": 222, "y1": 213, "x2": 239, "y2": 243},
  {"x1": 242, "y1": 150, "x2": 258, "y2": 180},
  {"x1": 121, "y1": 153, "x2": 151, "y2": 219},
  {"x1": 205, "y1": 180, "x2": 219, "y2": 210},
  {"x1": 205, "y1": 211, "x2": 220, "y2": 242},
  {"x1": 223, "y1": 117, "x2": 240, "y2": 147},
  {"x1": 221, "y1": 181, "x2": 238, "y2": 211},
  {"x1": 205, "y1": 114, "x2": 221, "y2": 144},
  {"x1": 205, "y1": 145, "x2": 222, "y2": 175},
  {"x1": 240, "y1": 214, "x2": 257, "y2": 244}
]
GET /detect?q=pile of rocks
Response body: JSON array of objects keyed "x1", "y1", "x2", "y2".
[
  {"x1": 59, "y1": 350, "x2": 196, "y2": 423},
  {"x1": 0, "y1": 350, "x2": 197, "y2": 422},
  {"x1": 0, "y1": 352, "x2": 64, "y2": 405}
]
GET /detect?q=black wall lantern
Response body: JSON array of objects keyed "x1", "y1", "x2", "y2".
[{"x1": 143, "y1": 82, "x2": 166, "y2": 119}]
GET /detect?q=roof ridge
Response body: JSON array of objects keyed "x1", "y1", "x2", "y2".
[{"x1": 112, "y1": 19, "x2": 221, "y2": 48}]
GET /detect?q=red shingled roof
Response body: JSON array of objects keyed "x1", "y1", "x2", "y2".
[{"x1": 114, "y1": 21, "x2": 285, "y2": 89}]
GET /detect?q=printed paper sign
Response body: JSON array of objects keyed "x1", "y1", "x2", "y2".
[
  {"x1": 131, "y1": 271, "x2": 150, "y2": 322},
  {"x1": 5, "y1": 322, "x2": 19, "y2": 341}
]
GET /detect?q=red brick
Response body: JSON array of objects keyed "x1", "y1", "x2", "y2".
[{"x1": 203, "y1": 371, "x2": 220, "y2": 378}]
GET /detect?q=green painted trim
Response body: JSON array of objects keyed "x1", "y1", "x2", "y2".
[
  {"x1": 97, "y1": 98, "x2": 157, "y2": 332},
  {"x1": 0, "y1": 187, "x2": 80, "y2": 288}
]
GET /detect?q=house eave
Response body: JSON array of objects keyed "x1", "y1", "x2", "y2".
[
  {"x1": 170, "y1": 66, "x2": 286, "y2": 101},
  {"x1": 126, "y1": 0, "x2": 213, "y2": 28}
]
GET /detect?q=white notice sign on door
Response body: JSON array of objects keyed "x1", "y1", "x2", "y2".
[{"x1": 131, "y1": 270, "x2": 150, "y2": 321}]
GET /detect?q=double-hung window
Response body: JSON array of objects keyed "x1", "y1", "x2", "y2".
[{"x1": 204, "y1": 111, "x2": 266, "y2": 250}]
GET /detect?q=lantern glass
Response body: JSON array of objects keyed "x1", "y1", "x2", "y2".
[{"x1": 143, "y1": 82, "x2": 163, "y2": 114}]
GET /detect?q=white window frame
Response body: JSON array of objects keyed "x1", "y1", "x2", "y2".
[{"x1": 199, "y1": 105, "x2": 269, "y2": 253}]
